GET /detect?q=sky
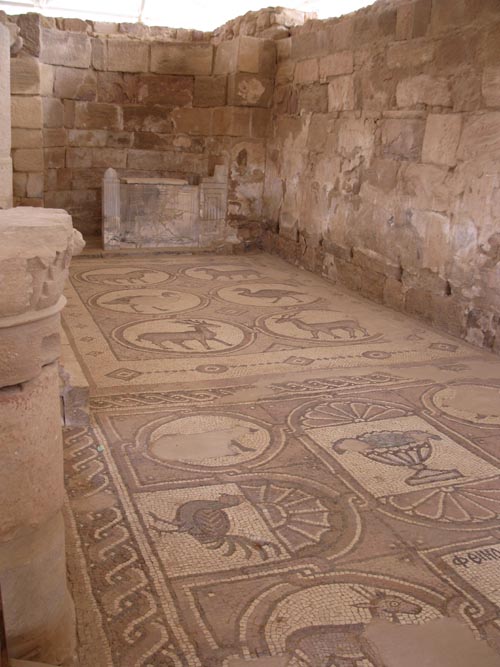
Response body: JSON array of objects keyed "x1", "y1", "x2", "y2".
[{"x1": 0, "y1": 0, "x2": 375, "y2": 30}]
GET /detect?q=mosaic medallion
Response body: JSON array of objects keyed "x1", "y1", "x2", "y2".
[
  {"x1": 88, "y1": 288, "x2": 201, "y2": 315},
  {"x1": 146, "y1": 414, "x2": 271, "y2": 467},
  {"x1": 259, "y1": 308, "x2": 375, "y2": 342},
  {"x1": 112, "y1": 317, "x2": 253, "y2": 354},
  {"x1": 259, "y1": 582, "x2": 441, "y2": 659},
  {"x1": 183, "y1": 265, "x2": 262, "y2": 281},
  {"x1": 216, "y1": 283, "x2": 318, "y2": 307},
  {"x1": 432, "y1": 383, "x2": 500, "y2": 426},
  {"x1": 75, "y1": 266, "x2": 171, "y2": 286}
]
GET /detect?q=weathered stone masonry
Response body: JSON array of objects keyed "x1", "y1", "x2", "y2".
[
  {"x1": 262, "y1": 0, "x2": 500, "y2": 353},
  {"x1": 8, "y1": 10, "x2": 296, "y2": 243},
  {"x1": 5, "y1": 1, "x2": 500, "y2": 353}
]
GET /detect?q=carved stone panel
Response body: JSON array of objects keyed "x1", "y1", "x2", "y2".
[{"x1": 102, "y1": 168, "x2": 230, "y2": 249}]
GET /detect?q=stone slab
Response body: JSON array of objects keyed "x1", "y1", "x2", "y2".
[
  {"x1": 40, "y1": 28, "x2": 91, "y2": 68},
  {"x1": 150, "y1": 42, "x2": 213, "y2": 75}
]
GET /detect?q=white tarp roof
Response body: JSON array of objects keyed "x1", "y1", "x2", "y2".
[{"x1": 0, "y1": 0, "x2": 375, "y2": 31}]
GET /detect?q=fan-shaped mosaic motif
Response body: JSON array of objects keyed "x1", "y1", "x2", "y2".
[
  {"x1": 385, "y1": 476, "x2": 500, "y2": 523},
  {"x1": 298, "y1": 400, "x2": 413, "y2": 429},
  {"x1": 240, "y1": 481, "x2": 338, "y2": 552}
]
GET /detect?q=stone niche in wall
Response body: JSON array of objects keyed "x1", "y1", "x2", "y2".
[{"x1": 102, "y1": 165, "x2": 234, "y2": 250}]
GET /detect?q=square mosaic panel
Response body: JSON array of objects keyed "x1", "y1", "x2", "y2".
[
  {"x1": 305, "y1": 415, "x2": 500, "y2": 498},
  {"x1": 134, "y1": 483, "x2": 286, "y2": 577}
]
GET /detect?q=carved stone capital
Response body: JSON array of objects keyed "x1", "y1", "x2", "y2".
[{"x1": 0, "y1": 208, "x2": 84, "y2": 386}]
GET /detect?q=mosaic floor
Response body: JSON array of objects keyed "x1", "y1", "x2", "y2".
[{"x1": 62, "y1": 252, "x2": 500, "y2": 667}]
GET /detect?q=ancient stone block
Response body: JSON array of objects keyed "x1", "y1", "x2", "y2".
[
  {"x1": 91, "y1": 36, "x2": 106, "y2": 70},
  {"x1": 41, "y1": 28, "x2": 91, "y2": 67},
  {"x1": 251, "y1": 108, "x2": 272, "y2": 138},
  {"x1": 319, "y1": 51, "x2": 354, "y2": 80},
  {"x1": 11, "y1": 128, "x2": 42, "y2": 149},
  {"x1": 151, "y1": 42, "x2": 213, "y2": 75},
  {"x1": 337, "y1": 118, "x2": 376, "y2": 158},
  {"x1": 63, "y1": 99, "x2": 75, "y2": 127},
  {"x1": 422, "y1": 113, "x2": 461, "y2": 166},
  {"x1": 294, "y1": 58, "x2": 318, "y2": 84},
  {"x1": 328, "y1": 75, "x2": 356, "y2": 111},
  {"x1": 39, "y1": 63, "x2": 54, "y2": 96},
  {"x1": 96, "y1": 71, "x2": 129, "y2": 104},
  {"x1": 44, "y1": 147, "x2": 65, "y2": 168},
  {"x1": 171, "y1": 107, "x2": 212, "y2": 135},
  {"x1": 381, "y1": 118, "x2": 425, "y2": 160},
  {"x1": 307, "y1": 113, "x2": 329, "y2": 151},
  {"x1": 67, "y1": 129, "x2": 107, "y2": 146},
  {"x1": 396, "y1": 74, "x2": 451, "y2": 107},
  {"x1": 119, "y1": 21, "x2": 150, "y2": 38},
  {"x1": 123, "y1": 105, "x2": 172, "y2": 133},
  {"x1": 16, "y1": 12, "x2": 42, "y2": 56},
  {"x1": 54, "y1": 66, "x2": 97, "y2": 100},
  {"x1": 91, "y1": 147, "x2": 127, "y2": 168},
  {"x1": 107, "y1": 131, "x2": 133, "y2": 148},
  {"x1": 451, "y1": 66, "x2": 481, "y2": 111},
  {"x1": 299, "y1": 83, "x2": 328, "y2": 113},
  {"x1": 386, "y1": 39, "x2": 434, "y2": 69},
  {"x1": 74, "y1": 101, "x2": 122, "y2": 130},
  {"x1": 13, "y1": 148, "x2": 43, "y2": 172},
  {"x1": 276, "y1": 61, "x2": 294, "y2": 85},
  {"x1": 476, "y1": 21, "x2": 500, "y2": 67},
  {"x1": 213, "y1": 107, "x2": 251, "y2": 136},
  {"x1": 26, "y1": 172, "x2": 44, "y2": 197},
  {"x1": 66, "y1": 147, "x2": 92, "y2": 168},
  {"x1": 227, "y1": 73, "x2": 273, "y2": 107},
  {"x1": 396, "y1": 0, "x2": 432, "y2": 40},
  {"x1": 482, "y1": 67, "x2": 500, "y2": 107},
  {"x1": 10, "y1": 55, "x2": 40, "y2": 95},
  {"x1": 457, "y1": 111, "x2": 500, "y2": 160},
  {"x1": 93, "y1": 21, "x2": 118, "y2": 34},
  {"x1": 276, "y1": 37, "x2": 291, "y2": 62},
  {"x1": 136, "y1": 74, "x2": 193, "y2": 106},
  {"x1": 240, "y1": 36, "x2": 276, "y2": 76},
  {"x1": 291, "y1": 30, "x2": 328, "y2": 60},
  {"x1": 366, "y1": 158, "x2": 400, "y2": 193},
  {"x1": 402, "y1": 162, "x2": 450, "y2": 211},
  {"x1": 132, "y1": 132, "x2": 172, "y2": 150},
  {"x1": 61, "y1": 17, "x2": 89, "y2": 32},
  {"x1": 214, "y1": 40, "x2": 239, "y2": 74},
  {"x1": 43, "y1": 97, "x2": 64, "y2": 128},
  {"x1": 11, "y1": 95, "x2": 42, "y2": 128},
  {"x1": 107, "y1": 38, "x2": 149, "y2": 72},
  {"x1": 13, "y1": 172, "x2": 27, "y2": 197},
  {"x1": 43, "y1": 128, "x2": 67, "y2": 147},
  {"x1": 126, "y1": 149, "x2": 166, "y2": 170},
  {"x1": 194, "y1": 75, "x2": 227, "y2": 107},
  {"x1": 214, "y1": 36, "x2": 275, "y2": 76}
]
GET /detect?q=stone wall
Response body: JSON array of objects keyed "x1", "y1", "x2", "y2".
[
  {"x1": 262, "y1": 0, "x2": 500, "y2": 352},
  {"x1": 5, "y1": 1, "x2": 500, "y2": 350},
  {"x1": 9, "y1": 13, "x2": 276, "y2": 242}
]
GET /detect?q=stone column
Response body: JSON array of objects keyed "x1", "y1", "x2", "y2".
[
  {"x1": 102, "y1": 167, "x2": 121, "y2": 248},
  {"x1": 0, "y1": 23, "x2": 13, "y2": 209},
  {"x1": 0, "y1": 207, "x2": 84, "y2": 665}
]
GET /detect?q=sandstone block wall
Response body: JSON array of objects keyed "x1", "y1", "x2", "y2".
[
  {"x1": 9, "y1": 13, "x2": 277, "y2": 242},
  {"x1": 262, "y1": 0, "x2": 500, "y2": 352},
  {"x1": 5, "y1": 1, "x2": 500, "y2": 351}
]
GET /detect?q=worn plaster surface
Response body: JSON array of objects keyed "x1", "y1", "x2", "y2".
[{"x1": 62, "y1": 253, "x2": 500, "y2": 667}]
